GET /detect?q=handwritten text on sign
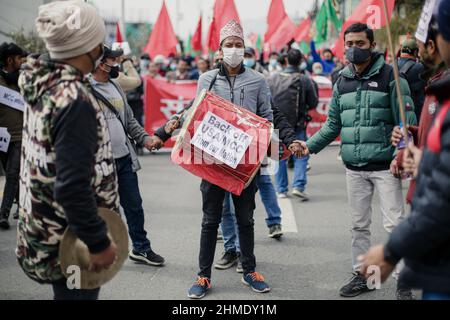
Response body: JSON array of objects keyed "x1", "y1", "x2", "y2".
[
  {"x1": 0, "y1": 85, "x2": 26, "y2": 112},
  {"x1": 191, "y1": 112, "x2": 253, "y2": 169}
]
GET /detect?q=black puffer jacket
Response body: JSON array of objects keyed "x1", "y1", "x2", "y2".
[{"x1": 385, "y1": 74, "x2": 450, "y2": 293}]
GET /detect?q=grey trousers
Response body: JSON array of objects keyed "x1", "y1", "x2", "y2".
[{"x1": 345, "y1": 169, "x2": 405, "y2": 271}]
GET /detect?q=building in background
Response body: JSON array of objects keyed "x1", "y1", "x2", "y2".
[{"x1": 0, "y1": 0, "x2": 51, "y2": 43}]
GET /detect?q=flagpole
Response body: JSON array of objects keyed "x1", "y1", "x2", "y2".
[
  {"x1": 381, "y1": 0, "x2": 409, "y2": 145},
  {"x1": 120, "y1": 0, "x2": 126, "y2": 42}
]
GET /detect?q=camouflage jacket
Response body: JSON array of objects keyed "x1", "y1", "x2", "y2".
[{"x1": 16, "y1": 56, "x2": 119, "y2": 283}]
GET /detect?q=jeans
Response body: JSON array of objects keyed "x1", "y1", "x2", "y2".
[
  {"x1": 0, "y1": 141, "x2": 21, "y2": 218},
  {"x1": 257, "y1": 174, "x2": 282, "y2": 227},
  {"x1": 52, "y1": 280, "x2": 100, "y2": 300},
  {"x1": 115, "y1": 155, "x2": 151, "y2": 252},
  {"x1": 345, "y1": 169, "x2": 405, "y2": 271},
  {"x1": 422, "y1": 292, "x2": 450, "y2": 300},
  {"x1": 220, "y1": 174, "x2": 282, "y2": 253},
  {"x1": 221, "y1": 192, "x2": 240, "y2": 253},
  {"x1": 276, "y1": 129, "x2": 309, "y2": 193},
  {"x1": 198, "y1": 179, "x2": 257, "y2": 279}
]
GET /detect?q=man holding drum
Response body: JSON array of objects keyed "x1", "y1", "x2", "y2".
[{"x1": 186, "y1": 20, "x2": 274, "y2": 299}]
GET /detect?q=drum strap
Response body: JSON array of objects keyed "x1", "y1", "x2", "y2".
[{"x1": 208, "y1": 70, "x2": 220, "y2": 91}]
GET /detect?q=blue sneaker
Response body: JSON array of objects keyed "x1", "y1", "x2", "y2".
[
  {"x1": 242, "y1": 272, "x2": 271, "y2": 293},
  {"x1": 188, "y1": 277, "x2": 211, "y2": 299}
]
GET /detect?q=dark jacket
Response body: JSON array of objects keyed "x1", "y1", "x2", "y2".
[
  {"x1": 267, "y1": 65, "x2": 319, "y2": 130},
  {"x1": 0, "y1": 71, "x2": 23, "y2": 142},
  {"x1": 385, "y1": 74, "x2": 450, "y2": 293},
  {"x1": 397, "y1": 57, "x2": 426, "y2": 120},
  {"x1": 395, "y1": 62, "x2": 448, "y2": 203}
]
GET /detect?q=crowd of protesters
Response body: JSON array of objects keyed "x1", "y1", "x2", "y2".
[{"x1": 0, "y1": 0, "x2": 449, "y2": 302}]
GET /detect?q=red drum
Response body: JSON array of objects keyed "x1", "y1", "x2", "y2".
[{"x1": 171, "y1": 90, "x2": 273, "y2": 195}]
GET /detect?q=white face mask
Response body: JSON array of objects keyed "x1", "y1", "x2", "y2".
[{"x1": 222, "y1": 47, "x2": 244, "y2": 68}]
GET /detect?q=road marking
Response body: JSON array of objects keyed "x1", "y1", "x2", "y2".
[{"x1": 278, "y1": 197, "x2": 298, "y2": 233}]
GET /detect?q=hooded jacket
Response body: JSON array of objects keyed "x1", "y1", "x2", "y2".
[{"x1": 16, "y1": 55, "x2": 119, "y2": 283}]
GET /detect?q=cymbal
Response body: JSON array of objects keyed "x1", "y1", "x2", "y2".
[{"x1": 59, "y1": 208, "x2": 129, "y2": 289}]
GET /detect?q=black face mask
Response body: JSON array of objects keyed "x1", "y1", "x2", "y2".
[
  {"x1": 106, "y1": 64, "x2": 120, "y2": 79},
  {"x1": 346, "y1": 47, "x2": 372, "y2": 65}
]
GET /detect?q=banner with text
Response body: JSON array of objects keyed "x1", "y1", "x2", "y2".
[
  {"x1": 144, "y1": 75, "x2": 338, "y2": 148},
  {"x1": 144, "y1": 77, "x2": 197, "y2": 148}
]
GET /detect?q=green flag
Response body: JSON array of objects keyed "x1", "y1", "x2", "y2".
[
  {"x1": 315, "y1": 0, "x2": 342, "y2": 45},
  {"x1": 300, "y1": 41, "x2": 310, "y2": 55},
  {"x1": 186, "y1": 34, "x2": 192, "y2": 55},
  {"x1": 256, "y1": 34, "x2": 262, "y2": 52},
  {"x1": 326, "y1": 0, "x2": 342, "y2": 32},
  {"x1": 315, "y1": 2, "x2": 328, "y2": 44}
]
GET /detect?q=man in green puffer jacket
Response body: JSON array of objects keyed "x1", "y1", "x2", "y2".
[{"x1": 299, "y1": 23, "x2": 417, "y2": 299}]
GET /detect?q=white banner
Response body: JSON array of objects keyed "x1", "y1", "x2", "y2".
[
  {"x1": 415, "y1": 0, "x2": 437, "y2": 43},
  {"x1": 191, "y1": 111, "x2": 253, "y2": 169},
  {"x1": 0, "y1": 127, "x2": 11, "y2": 152},
  {"x1": 0, "y1": 85, "x2": 25, "y2": 112}
]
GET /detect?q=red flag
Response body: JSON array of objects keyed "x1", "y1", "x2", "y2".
[
  {"x1": 143, "y1": 1, "x2": 178, "y2": 58},
  {"x1": 294, "y1": 17, "x2": 312, "y2": 43},
  {"x1": 116, "y1": 23, "x2": 123, "y2": 43},
  {"x1": 333, "y1": 0, "x2": 396, "y2": 59},
  {"x1": 191, "y1": 15, "x2": 202, "y2": 52},
  {"x1": 144, "y1": 77, "x2": 197, "y2": 147},
  {"x1": 206, "y1": 0, "x2": 240, "y2": 53},
  {"x1": 264, "y1": 0, "x2": 286, "y2": 42},
  {"x1": 264, "y1": 0, "x2": 296, "y2": 51}
]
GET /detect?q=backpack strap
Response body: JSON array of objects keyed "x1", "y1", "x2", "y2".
[
  {"x1": 90, "y1": 85, "x2": 138, "y2": 148},
  {"x1": 399, "y1": 59, "x2": 416, "y2": 77}
]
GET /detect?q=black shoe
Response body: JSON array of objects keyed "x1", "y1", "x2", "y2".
[
  {"x1": 268, "y1": 224, "x2": 283, "y2": 239},
  {"x1": 214, "y1": 251, "x2": 239, "y2": 270},
  {"x1": 0, "y1": 215, "x2": 9, "y2": 230},
  {"x1": 129, "y1": 249, "x2": 165, "y2": 266},
  {"x1": 396, "y1": 288, "x2": 416, "y2": 300},
  {"x1": 339, "y1": 272, "x2": 375, "y2": 297}
]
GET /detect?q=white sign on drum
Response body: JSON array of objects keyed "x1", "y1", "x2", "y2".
[{"x1": 191, "y1": 111, "x2": 253, "y2": 169}]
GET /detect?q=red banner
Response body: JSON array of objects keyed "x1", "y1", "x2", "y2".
[
  {"x1": 144, "y1": 77, "x2": 197, "y2": 147},
  {"x1": 144, "y1": 75, "x2": 337, "y2": 148},
  {"x1": 307, "y1": 75, "x2": 339, "y2": 143}
]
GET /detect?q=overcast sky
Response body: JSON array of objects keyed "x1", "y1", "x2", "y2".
[{"x1": 91, "y1": 0, "x2": 316, "y2": 39}]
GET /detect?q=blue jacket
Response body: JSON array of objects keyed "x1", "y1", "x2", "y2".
[{"x1": 310, "y1": 40, "x2": 336, "y2": 75}]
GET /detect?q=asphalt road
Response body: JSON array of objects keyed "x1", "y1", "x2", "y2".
[{"x1": 0, "y1": 145, "x2": 408, "y2": 300}]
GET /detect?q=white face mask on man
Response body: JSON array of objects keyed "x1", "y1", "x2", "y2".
[{"x1": 222, "y1": 47, "x2": 244, "y2": 68}]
